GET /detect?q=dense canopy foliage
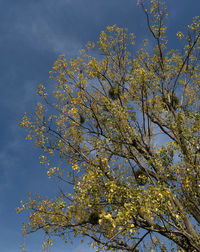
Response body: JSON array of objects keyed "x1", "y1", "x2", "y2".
[{"x1": 18, "y1": 0, "x2": 200, "y2": 251}]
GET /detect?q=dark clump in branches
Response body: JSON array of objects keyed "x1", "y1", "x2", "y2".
[
  {"x1": 134, "y1": 170, "x2": 148, "y2": 186},
  {"x1": 79, "y1": 114, "x2": 85, "y2": 124},
  {"x1": 88, "y1": 212, "x2": 100, "y2": 225},
  {"x1": 162, "y1": 92, "x2": 180, "y2": 111},
  {"x1": 108, "y1": 85, "x2": 120, "y2": 100}
]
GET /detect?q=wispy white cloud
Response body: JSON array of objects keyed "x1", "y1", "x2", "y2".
[
  {"x1": 13, "y1": 13, "x2": 82, "y2": 57},
  {"x1": 30, "y1": 18, "x2": 82, "y2": 55}
]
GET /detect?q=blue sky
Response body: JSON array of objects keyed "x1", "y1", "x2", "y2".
[{"x1": 1, "y1": 0, "x2": 200, "y2": 251}]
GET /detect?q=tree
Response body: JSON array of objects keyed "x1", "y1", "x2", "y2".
[{"x1": 18, "y1": 0, "x2": 200, "y2": 251}]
